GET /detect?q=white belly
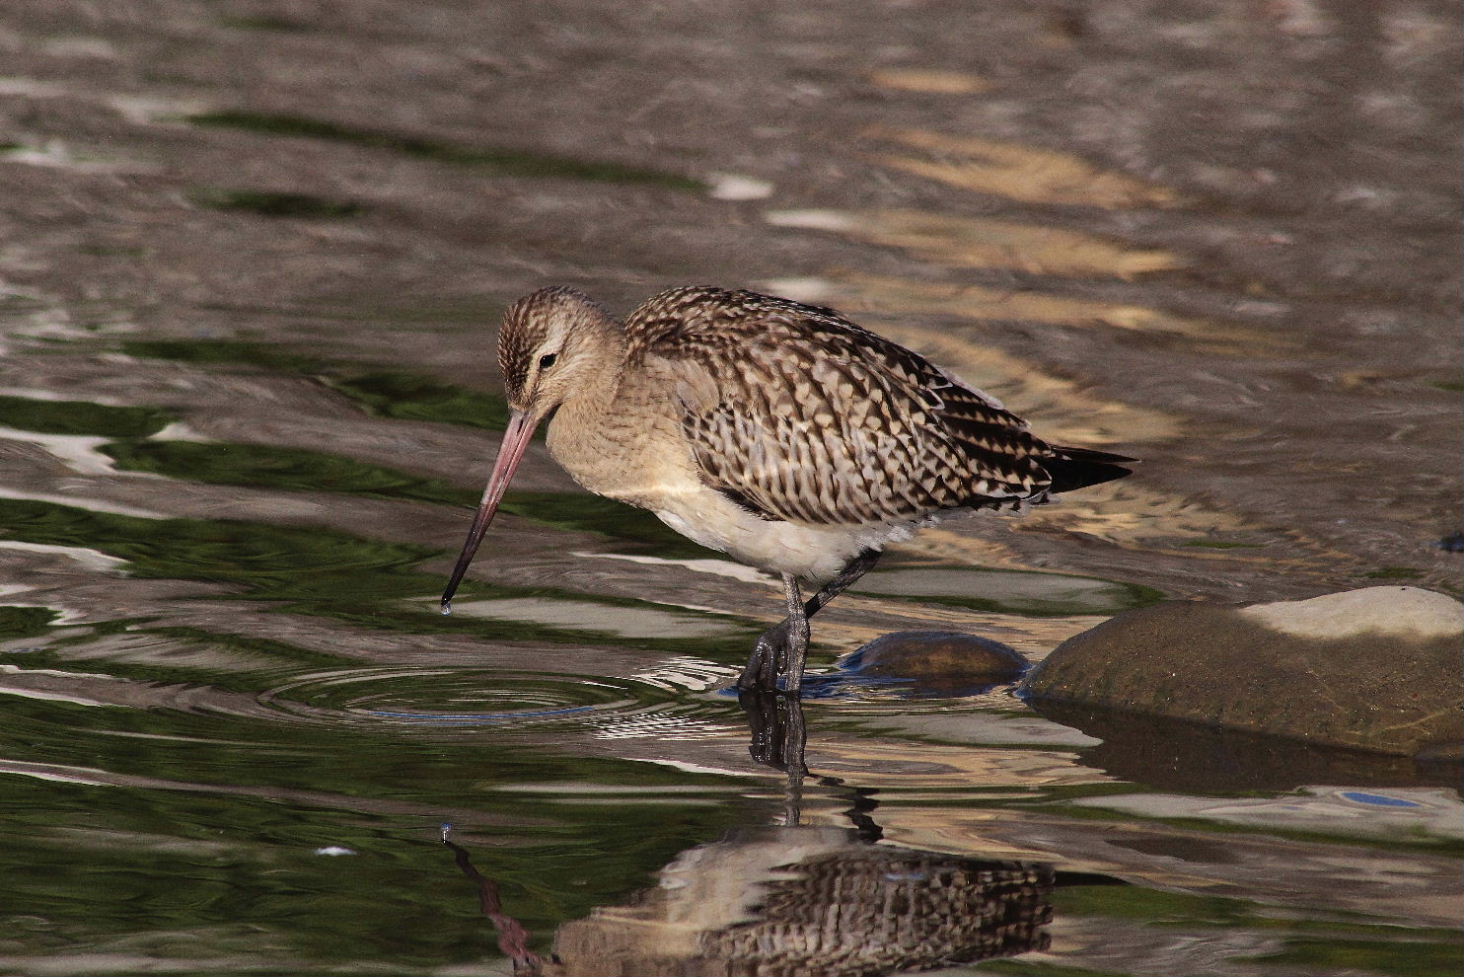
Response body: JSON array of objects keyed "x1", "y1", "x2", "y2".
[{"x1": 652, "y1": 488, "x2": 915, "y2": 584}]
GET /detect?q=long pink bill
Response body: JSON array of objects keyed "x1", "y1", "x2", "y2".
[{"x1": 440, "y1": 409, "x2": 540, "y2": 615}]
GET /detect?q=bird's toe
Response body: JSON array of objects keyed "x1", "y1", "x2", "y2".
[{"x1": 739, "y1": 622, "x2": 793, "y2": 691}]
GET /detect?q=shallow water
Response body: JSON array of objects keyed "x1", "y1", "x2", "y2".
[{"x1": 1, "y1": 1, "x2": 1461, "y2": 975}]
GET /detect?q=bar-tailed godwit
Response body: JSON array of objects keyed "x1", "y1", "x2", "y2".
[{"x1": 442, "y1": 286, "x2": 1132, "y2": 692}]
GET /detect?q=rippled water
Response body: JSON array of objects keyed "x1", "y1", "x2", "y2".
[{"x1": 2, "y1": 1, "x2": 1461, "y2": 975}]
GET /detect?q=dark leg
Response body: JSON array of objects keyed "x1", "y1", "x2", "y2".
[
  {"x1": 774, "y1": 574, "x2": 809, "y2": 693},
  {"x1": 737, "y1": 548, "x2": 883, "y2": 693},
  {"x1": 738, "y1": 574, "x2": 804, "y2": 691},
  {"x1": 803, "y1": 548, "x2": 882, "y2": 618}
]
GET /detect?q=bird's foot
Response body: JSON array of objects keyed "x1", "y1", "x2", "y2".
[
  {"x1": 737, "y1": 618, "x2": 810, "y2": 694},
  {"x1": 736, "y1": 629, "x2": 780, "y2": 691}
]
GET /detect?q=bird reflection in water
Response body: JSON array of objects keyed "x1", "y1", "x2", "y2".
[{"x1": 445, "y1": 696, "x2": 1054, "y2": 976}]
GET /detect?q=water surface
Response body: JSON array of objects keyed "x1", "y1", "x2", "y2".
[{"x1": 0, "y1": 1, "x2": 1459, "y2": 974}]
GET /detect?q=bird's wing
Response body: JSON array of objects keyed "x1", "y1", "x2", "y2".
[{"x1": 625, "y1": 286, "x2": 1061, "y2": 525}]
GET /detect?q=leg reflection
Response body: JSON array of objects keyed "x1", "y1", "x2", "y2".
[{"x1": 739, "y1": 689, "x2": 808, "y2": 826}]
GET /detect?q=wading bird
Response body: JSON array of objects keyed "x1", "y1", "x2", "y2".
[{"x1": 441, "y1": 286, "x2": 1132, "y2": 693}]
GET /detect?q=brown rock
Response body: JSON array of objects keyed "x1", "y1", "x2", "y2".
[
  {"x1": 1020, "y1": 587, "x2": 1463, "y2": 758},
  {"x1": 838, "y1": 631, "x2": 1027, "y2": 694}
]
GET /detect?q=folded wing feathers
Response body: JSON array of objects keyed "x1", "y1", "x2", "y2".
[{"x1": 627, "y1": 286, "x2": 1123, "y2": 526}]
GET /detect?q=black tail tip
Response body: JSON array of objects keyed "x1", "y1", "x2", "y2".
[{"x1": 1045, "y1": 447, "x2": 1135, "y2": 493}]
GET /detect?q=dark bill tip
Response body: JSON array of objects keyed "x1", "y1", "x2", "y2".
[{"x1": 439, "y1": 409, "x2": 539, "y2": 616}]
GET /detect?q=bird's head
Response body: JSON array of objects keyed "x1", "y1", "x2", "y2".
[
  {"x1": 440, "y1": 286, "x2": 617, "y2": 613},
  {"x1": 498, "y1": 285, "x2": 615, "y2": 420}
]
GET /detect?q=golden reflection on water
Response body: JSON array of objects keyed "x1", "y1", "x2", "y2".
[
  {"x1": 825, "y1": 292, "x2": 1179, "y2": 444},
  {"x1": 770, "y1": 208, "x2": 1184, "y2": 279},
  {"x1": 865, "y1": 125, "x2": 1184, "y2": 209},
  {"x1": 1014, "y1": 482, "x2": 1255, "y2": 546},
  {"x1": 867, "y1": 68, "x2": 994, "y2": 95},
  {"x1": 847, "y1": 268, "x2": 1272, "y2": 352},
  {"x1": 808, "y1": 737, "x2": 1112, "y2": 791},
  {"x1": 758, "y1": 125, "x2": 1312, "y2": 559},
  {"x1": 1015, "y1": 483, "x2": 1362, "y2": 576}
]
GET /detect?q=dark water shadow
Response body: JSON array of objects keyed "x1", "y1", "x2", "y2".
[
  {"x1": 442, "y1": 694, "x2": 1056, "y2": 976},
  {"x1": 189, "y1": 187, "x2": 365, "y2": 218},
  {"x1": 186, "y1": 110, "x2": 705, "y2": 190},
  {"x1": 1030, "y1": 699, "x2": 1464, "y2": 795}
]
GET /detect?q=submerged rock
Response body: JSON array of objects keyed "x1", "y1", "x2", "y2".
[
  {"x1": 846, "y1": 630, "x2": 1027, "y2": 679},
  {"x1": 815, "y1": 630, "x2": 1028, "y2": 698},
  {"x1": 1020, "y1": 587, "x2": 1464, "y2": 759}
]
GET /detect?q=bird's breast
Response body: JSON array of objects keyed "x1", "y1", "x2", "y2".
[{"x1": 543, "y1": 389, "x2": 695, "y2": 510}]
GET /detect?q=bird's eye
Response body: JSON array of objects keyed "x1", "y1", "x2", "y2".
[{"x1": 538, "y1": 353, "x2": 558, "y2": 370}]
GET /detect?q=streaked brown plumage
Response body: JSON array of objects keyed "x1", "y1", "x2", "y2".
[{"x1": 443, "y1": 285, "x2": 1133, "y2": 693}]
